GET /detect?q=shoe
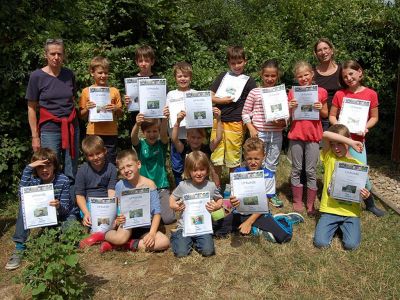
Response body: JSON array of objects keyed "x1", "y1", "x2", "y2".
[
  {"x1": 269, "y1": 195, "x2": 284, "y2": 208},
  {"x1": 5, "y1": 251, "x2": 23, "y2": 270},
  {"x1": 79, "y1": 231, "x2": 105, "y2": 249},
  {"x1": 99, "y1": 241, "x2": 116, "y2": 253},
  {"x1": 123, "y1": 239, "x2": 140, "y2": 252},
  {"x1": 291, "y1": 185, "x2": 304, "y2": 213},
  {"x1": 274, "y1": 212, "x2": 304, "y2": 225},
  {"x1": 364, "y1": 195, "x2": 386, "y2": 217},
  {"x1": 251, "y1": 226, "x2": 276, "y2": 243},
  {"x1": 306, "y1": 188, "x2": 318, "y2": 217}
]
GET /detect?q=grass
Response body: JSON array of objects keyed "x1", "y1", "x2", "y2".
[{"x1": 0, "y1": 155, "x2": 399, "y2": 299}]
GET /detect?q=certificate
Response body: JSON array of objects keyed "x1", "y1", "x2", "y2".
[
  {"x1": 182, "y1": 192, "x2": 213, "y2": 237},
  {"x1": 120, "y1": 188, "x2": 151, "y2": 229},
  {"x1": 89, "y1": 197, "x2": 117, "y2": 233},
  {"x1": 230, "y1": 170, "x2": 269, "y2": 213},
  {"x1": 21, "y1": 184, "x2": 58, "y2": 230},
  {"x1": 89, "y1": 87, "x2": 113, "y2": 122},
  {"x1": 215, "y1": 72, "x2": 249, "y2": 102},
  {"x1": 338, "y1": 98, "x2": 370, "y2": 134},
  {"x1": 330, "y1": 162, "x2": 369, "y2": 203},
  {"x1": 168, "y1": 95, "x2": 186, "y2": 128},
  {"x1": 184, "y1": 91, "x2": 213, "y2": 128},
  {"x1": 139, "y1": 79, "x2": 167, "y2": 118},
  {"x1": 125, "y1": 77, "x2": 148, "y2": 112},
  {"x1": 261, "y1": 84, "x2": 289, "y2": 122},
  {"x1": 292, "y1": 85, "x2": 319, "y2": 120}
]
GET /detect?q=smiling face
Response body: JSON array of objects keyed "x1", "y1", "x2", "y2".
[
  {"x1": 85, "y1": 148, "x2": 107, "y2": 171},
  {"x1": 91, "y1": 66, "x2": 109, "y2": 86},
  {"x1": 330, "y1": 141, "x2": 348, "y2": 158},
  {"x1": 190, "y1": 165, "x2": 208, "y2": 185},
  {"x1": 244, "y1": 149, "x2": 264, "y2": 171},
  {"x1": 295, "y1": 66, "x2": 314, "y2": 86},
  {"x1": 187, "y1": 129, "x2": 204, "y2": 150},
  {"x1": 36, "y1": 161, "x2": 56, "y2": 184},
  {"x1": 315, "y1": 41, "x2": 334, "y2": 63},
  {"x1": 228, "y1": 58, "x2": 247, "y2": 75},
  {"x1": 136, "y1": 56, "x2": 154, "y2": 76},
  {"x1": 342, "y1": 67, "x2": 363, "y2": 90},
  {"x1": 45, "y1": 44, "x2": 64, "y2": 70},
  {"x1": 175, "y1": 69, "x2": 191, "y2": 91},
  {"x1": 143, "y1": 123, "x2": 160, "y2": 145},
  {"x1": 117, "y1": 156, "x2": 141, "y2": 182},
  {"x1": 261, "y1": 67, "x2": 279, "y2": 88}
]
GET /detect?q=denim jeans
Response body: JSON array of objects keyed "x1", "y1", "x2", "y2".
[
  {"x1": 314, "y1": 213, "x2": 361, "y2": 250},
  {"x1": 258, "y1": 131, "x2": 283, "y2": 171},
  {"x1": 41, "y1": 128, "x2": 79, "y2": 183},
  {"x1": 170, "y1": 229, "x2": 215, "y2": 257}
]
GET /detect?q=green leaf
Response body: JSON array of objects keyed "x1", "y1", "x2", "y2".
[
  {"x1": 65, "y1": 254, "x2": 78, "y2": 267},
  {"x1": 31, "y1": 282, "x2": 46, "y2": 296}
]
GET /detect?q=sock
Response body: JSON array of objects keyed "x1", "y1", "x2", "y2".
[{"x1": 16, "y1": 242, "x2": 26, "y2": 251}]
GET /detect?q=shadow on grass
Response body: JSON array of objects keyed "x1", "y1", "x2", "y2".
[
  {"x1": 84, "y1": 273, "x2": 109, "y2": 298},
  {"x1": 0, "y1": 217, "x2": 16, "y2": 239}
]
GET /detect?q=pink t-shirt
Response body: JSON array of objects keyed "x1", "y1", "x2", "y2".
[
  {"x1": 332, "y1": 87, "x2": 379, "y2": 142},
  {"x1": 288, "y1": 86, "x2": 328, "y2": 142}
]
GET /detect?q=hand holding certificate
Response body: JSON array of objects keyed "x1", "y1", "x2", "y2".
[
  {"x1": 125, "y1": 77, "x2": 148, "y2": 112},
  {"x1": 182, "y1": 192, "x2": 213, "y2": 237},
  {"x1": 89, "y1": 87, "x2": 113, "y2": 122},
  {"x1": 261, "y1": 84, "x2": 289, "y2": 122},
  {"x1": 89, "y1": 197, "x2": 117, "y2": 233},
  {"x1": 139, "y1": 79, "x2": 167, "y2": 118},
  {"x1": 168, "y1": 96, "x2": 186, "y2": 128},
  {"x1": 338, "y1": 98, "x2": 370, "y2": 135},
  {"x1": 120, "y1": 188, "x2": 151, "y2": 229},
  {"x1": 21, "y1": 184, "x2": 58, "y2": 229},
  {"x1": 230, "y1": 170, "x2": 269, "y2": 213},
  {"x1": 215, "y1": 72, "x2": 250, "y2": 102},
  {"x1": 292, "y1": 85, "x2": 319, "y2": 120},
  {"x1": 184, "y1": 91, "x2": 213, "y2": 128}
]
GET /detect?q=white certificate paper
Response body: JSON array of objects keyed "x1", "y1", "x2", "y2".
[
  {"x1": 215, "y1": 72, "x2": 249, "y2": 102},
  {"x1": 330, "y1": 162, "x2": 369, "y2": 203},
  {"x1": 261, "y1": 84, "x2": 289, "y2": 122},
  {"x1": 292, "y1": 85, "x2": 319, "y2": 120},
  {"x1": 231, "y1": 170, "x2": 269, "y2": 213},
  {"x1": 184, "y1": 91, "x2": 213, "y2": 128},
  {"x1": 120, "y1": 188, "x2": 151, "y2": 229},
  {"x1": 338, "y1": 98, "x2": 370, "y2": 134},
  {"x1": 89, "y1": 197, "x2": 117, "y2": 233},
  {"x1": 89, "y1": 87, "x2": 113, "y2": 122},
  {"x1": 182, "y1": 192, "x2": 213, "y2": 237},
  {"x1": 21, "y1": 184, "x2": 58, "y2": 229},
  {"x1": 168, "y1": 95, "x2": 186, "y2": 128},
  {"x1": 124, "y1": 77, "x2": 148, "y2": 112},
  {"x1": 139, "y1": 79, "x2": 167, "y2": 118}
]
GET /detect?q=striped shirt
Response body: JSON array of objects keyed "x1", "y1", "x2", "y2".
[{"x1": 242, "y1": 87, "x2": 286, "y2": 132}]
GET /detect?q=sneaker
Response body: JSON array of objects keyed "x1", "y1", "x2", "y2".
[
  {"x1": 274, "y1": 212, "x2": 305, "y2": 225},
  {"x1": 270, "y1": 195, "x2": 284, "y2": 208},
  {"x1": 262, "y1": 231, "x2": 277, "y2": 243},
  {"x1": 5, "y1": 251, "x2": 23, "y2": 270}
]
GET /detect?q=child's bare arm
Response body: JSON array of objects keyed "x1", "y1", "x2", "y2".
[
  {"x1": 107, "y1": 189, "x2": 115, "y2": 198},
  {"x1": 329, "y1": 105, "x2": 339, "y2": 125},
  {"x1": 239, "y1": 213, "x2": 261, "y2": 235},
  {"x1": 322, "y1": 131, "x2": 363, "y2": 153},
  {"x1": 171, "y1": 111, "x2": 185, "y2": 153},
  {"x1": 130, "y1": 113, "x2": 144, "y2": 146},
  {"x1": 76, "y1": 194, "x2": 91, "y2": 227},
  {"x1": 210, "y1": 107, "x2": 223, "y2": 151},
  {"x1": 160, "y1": 116, "x2": 169, "y2": 144},
  {"x1": 211, "y1": 91, "x2": 233, "y2": 105},
  {"x1": 170, "y1": 194, "x2": 185, "y2": 212}
]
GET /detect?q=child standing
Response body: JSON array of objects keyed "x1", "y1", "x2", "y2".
[
  {"x1": 75, "y1": 136, "x2": 118, "y2": 248},
  {"x1": 288, "y1": 61, "x2": 328, "y2": 216},
  {"x1": 210, "y1": 45, "x2": 257, "y2": 176},
  {"x1": 329, "y1": 60, "x2": 385, "y2": 217},
  {"x1": 100, "y1": 149, "x2": 170, "y2": 252},
  {"x1": 242, "y1": 59, "x2": 287, "y2": 207},
  {"x1": 131, "y1": 114, "x2": 175, "y2": 224},
  {"x1": 79, "y1": 56, "x2": 123, "y2": 164},
  {"x1": 314, "y1": 124, "x2": 370, "y2": 250},
  {"x1": 5, "y1": 148, "x2": 77, "y2": 270},
  {"x1": 169, "y1": 151, "x2": 223, "y2": 257}
]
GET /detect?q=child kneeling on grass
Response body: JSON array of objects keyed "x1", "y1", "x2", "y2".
[
  {"x1": 169, "y1": 151, "x2": 223, "y2": 257},
  {"x1": 99, "y1": 149, "x2": 169, "y2": 253},
  {"x1": 314, "y1": 124, "x2": 370, "y2": 250},
  {"x1": 213, "y1": 137, "x2": 304, "y2": 243}
]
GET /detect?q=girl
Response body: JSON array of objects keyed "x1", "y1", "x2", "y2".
[
  {"x1": 288, "y1": 61, "x2": 328, "y2": 216},
  {"x1": 329, "y1": 60, "x2": 385, "y2": 217},
  {"x1": 242, "y1": 59, "x2": 286, "y2": 207},
  {"x1": 169, "y1": 151, "x2": 223, "y2": 257}
]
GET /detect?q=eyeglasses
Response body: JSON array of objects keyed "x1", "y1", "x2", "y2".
[{"x1": 45, "y1": 38, "x2": 64, "y2": 45}]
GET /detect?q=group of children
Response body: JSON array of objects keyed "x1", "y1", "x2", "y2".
[{"x1": 6, "y1": 43, "x2": 385, "y2": 270}]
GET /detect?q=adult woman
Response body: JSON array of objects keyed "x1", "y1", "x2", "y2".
[
  {"x1": 313, "y1": 38, "x2": 342, "y2": 131},
  {"x1": 26, "y1": 38, "x2": 79, "y2": 183}
]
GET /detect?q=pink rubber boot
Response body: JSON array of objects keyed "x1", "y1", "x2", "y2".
[
  {"x1": 306, "y1": 188, "x2": 318, "y2": 217},
  {"x1": 291, "y1": 185, "x2": 304, "y2": 213}
]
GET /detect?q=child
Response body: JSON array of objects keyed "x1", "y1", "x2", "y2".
[
  {"x1": 242, "y1": 59, "x2": 287, "y2": 207},
  {"x1": 79, "y1": 56, "x2": 123, "y2": 164},
  {"x1": 314, "y1": 124, "x2": 370, "y2": 250},
  {"x1": 5, "y1": 148, "x2": 77, "y2": 270},
  {"x1": 75, "y1": 136, "x2": 118, "y2": 248},
  {"x1": 213, "y1": 138, "x2": 303, "y2": 243},
  {"x1": 210, "y1": 45, "x2": 257, "y2": 176},
  {"x1": 169, "y1": 151, "x2": 223, "y2": 257},
  {"x1": 288, "y1": 61, "x2": 328, "y2": 216},
  {"x1": 170, "y1": 107, "x2": 222, "y2": 188},
  {"x1": 131, "y1": 113, "x2": 176, "y2": 224},
  {"x1": 329, "y1": 60, "x2": 384, "y2": 217},
  {"x1": 100, "y1": 149, "x2": 170, "y2": 252}
]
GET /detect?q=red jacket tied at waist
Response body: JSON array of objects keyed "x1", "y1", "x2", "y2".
[{"x1": 38, "y1": 108, "x2": 77, "y2": 158}]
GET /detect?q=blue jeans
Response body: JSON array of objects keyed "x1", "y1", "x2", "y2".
[
  {"x1": 314, "y1": 213, "x2": 361, "y2": 250},
  {"x1": 41, "y1": 128, "x2": 79, "y2": 183},
  {"x1": 170, "y1": 230, "x2": 215, "y2": 257},
  {"x1": 258, "y1": 131, "x2": 283, "y2": 171}
]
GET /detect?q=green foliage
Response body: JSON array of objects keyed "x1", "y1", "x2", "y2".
[{"x1": 18, "y1": 221, "x2": 88, "y2": 299}]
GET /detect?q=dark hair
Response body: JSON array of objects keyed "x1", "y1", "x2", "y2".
[
  {"x1": 135, "y1": 45, "x2": 155, "y2": 61},
  {"x1": 339, "y1": 60, "x2": 364, "y2": 88},
  {"x1": 226, "y1": 45, "x2": 246, "y2": 61},
  {"x1": 260, "y1": 59, "x2": 282, "y2": 78},
  {"x1": 31, "y1": 148, "x2": 59, "y2": 177},
  {"x1": 140, "y1": 118, "x2": 160, "y2": 132},
  {"x1": 313, "y1": 38, "x2": 335, "y2": 59}
]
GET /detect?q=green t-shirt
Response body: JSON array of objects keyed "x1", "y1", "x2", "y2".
[{"x1": 136, "y1": 139, "x2": 169, "y2": 189}]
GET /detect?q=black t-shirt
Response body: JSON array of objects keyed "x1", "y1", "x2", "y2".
[
  {"x1": 210, "y1": 72, "x2": 257, "y2": 122},
  {"x1": 181, "y1": 143, "x2": 211, "y2": 161},
  {"x1": 314, "y1": 65, "x2": 342, "y2": 109}
]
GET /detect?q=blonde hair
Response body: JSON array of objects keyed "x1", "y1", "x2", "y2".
[
  {"x1": 293, "y1": 60, "x2": 313, "y2": 76},
  {"x1": 173, "y1": 61, "x2": 192, "y2": 78},
  {"x1": 81, "y1": 135, "x2": 105, "y2": 155},
  {"x1": 187, "y1": 128, "x2": 206, "y2": 139},
  {"x1": 183, "y1": 151, "x2": 210, "y2": 180},
  {"x1": 116, "y1": 149, "x2": 139, "y2": 165},
  {"x1": 89, "y1": 56, "x2": 110, "y2": 73},
  {"x1": 243, "y1": 137, "x2": 265, "y2": 156}
]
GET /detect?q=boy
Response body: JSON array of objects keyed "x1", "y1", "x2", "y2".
[
  {"x1": 314, "y1": 124, "x2": 370, "y2": 250},
  {"x1": 6, "y1": 148, "x2": 77, "y2": 270},
  {"x1": 79, "y1": 56, "x2": 123, "y2": 164},
  {"x1": 76, "y1": 136, "x2": 118, "y2": 247},
  {"x1": 213, "y1": 138, "x2": 303, "y2": 243},
  {"x1": 210, "y1": 45, "x2": 257, "y2": 177},
  {"x1": 100, "y1": 149, "x2": 170, "y2": 252},
  {"x1": 131, "y1": 113, "x2": 175, "y2": 224}
]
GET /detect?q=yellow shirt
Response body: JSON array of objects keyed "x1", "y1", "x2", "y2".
[
  {"x1": 319, "y1": 149, "x2": 362, "y2": 217},
  {"x1": 79, "y1": 86, "x2": 122, "y2": 135}
]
